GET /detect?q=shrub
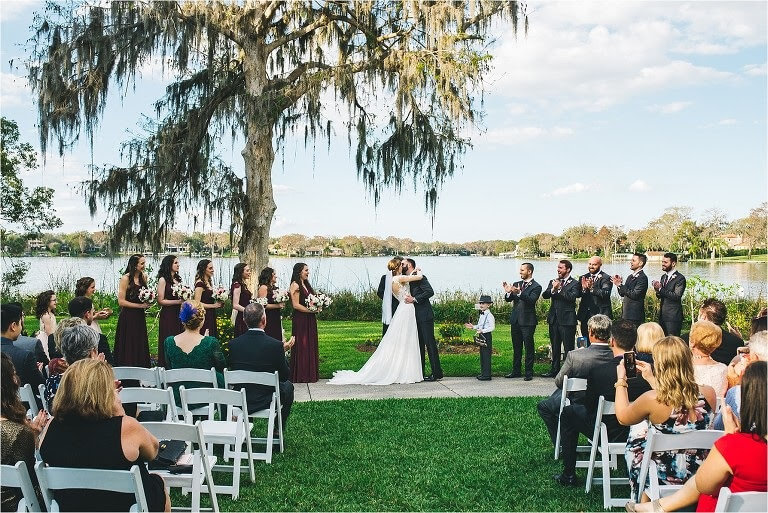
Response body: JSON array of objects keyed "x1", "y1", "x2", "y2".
[{"x1": 437, "y1": 323, "x2": 463, "y2": 339}]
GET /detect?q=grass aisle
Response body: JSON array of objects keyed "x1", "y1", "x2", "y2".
[{"x1": 198, "y1": 397, "x2": 606, "y2": 512}]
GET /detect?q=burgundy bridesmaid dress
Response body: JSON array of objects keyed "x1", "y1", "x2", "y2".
[
  {"x1": 290, "y1": 283, "x2": 319, "y2": 383},
  {"x1": 196, "y1": 280, "x2": 218, "y2": 338},
  {"x1": 157, "y1": 279, "x2": 183, "y2": 367},
  {"x1": 264, "y1": 287, "x2": 283, "y2": 342},
  {"x1": 231, "y1": 282, "x2": 252, "y2": 337},
  {"x1": 114, "y1": 286, "x2": 150, "y2": 367}
]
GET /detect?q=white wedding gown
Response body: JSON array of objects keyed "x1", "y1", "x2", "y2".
[{"x1": 328, "y1": 279, "x2": 423, "y2": 385}]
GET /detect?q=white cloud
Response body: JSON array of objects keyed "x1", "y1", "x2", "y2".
[
  {"x1": 646, "y1": 101, "x2": 692, "y2": 114},
  {"x1": 718, "y1": 119, "x2": 737, "y2": 126},
  {"x1": 743, "y1": 63, "x2": 767, "y2": 76},
  {"x1": 629, "y1": 180, "x2": 650, "y2": 192},
  {"x1": 482, "y1": 125, "x2": 574, "y2": 145},
  {"x1": 0, "y1": 72, "x2": 30, "y2": 108},
  {"x1": 0, "y1": 0, "x2": 42, "y2": 21},
  {"x1": 542, "y1": 182, "x2": 589, "y2": 198}
]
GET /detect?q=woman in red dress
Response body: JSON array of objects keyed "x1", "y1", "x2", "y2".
[
  {"x1": 230, "y1": 263, "x2": 252, "y2": 337},
  {"x1": 289, "y1": 262, "x2": 319, "y2": 383},
  {"x1": 257, "y1": 266, "x2": 285, "y2": 342},
  {"x1": 114, "y1": 254, "x2": 151, "y2": 367},
  {"x1": 194, "y1": 259, "x2": 222, "y2": 338},
  {"x1": 156, "y1": 254, "x2": 184, "y2": 367}
]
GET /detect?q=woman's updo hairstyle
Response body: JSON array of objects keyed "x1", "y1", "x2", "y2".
[
  {"x1": 179, "y1": 300, "x2": 206, "y2": 331},
  {"x1": 387, "y1": 257, "x2": 403, "y2": 273}
]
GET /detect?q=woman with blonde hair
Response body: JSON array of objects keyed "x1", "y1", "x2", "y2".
[
  {"x1": 39, "y1": 359, "x2": 170, "y2": 511},
  {"x1": 615, "y1": 336, "x2": 717, "y2": 502},
  {"x1": 689, "y1": 320, "x2": 728, "y2": 398},
  {"x1": 163, "y1": 300, "x2": 225, "y2": 401},
  {"x1": 635, "y1": 322, "x2": 664, "y2": 365}
]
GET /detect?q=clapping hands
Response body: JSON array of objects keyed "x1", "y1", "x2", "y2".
[{"x1": 611, "y1": 274, "x2": 623, "y2": 287}]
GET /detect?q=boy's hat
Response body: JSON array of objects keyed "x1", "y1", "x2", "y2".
[{"x1": 478, "y1": 295, "x2": 492, "y2": 304}]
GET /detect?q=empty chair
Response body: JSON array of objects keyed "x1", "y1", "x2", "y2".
[
  {"x1": 18, "y1": 384, "x2": 40, "y2": 418},
  {"x1": 584, "y1": 396, "x2": 631, "y2": 509},
  {"x1": 35, "y1": 462, "x2": 148, "y2": 512},
  {"x1": 113, "y1": 367, "x2": 162, "y2": 388},
  {"x1": 0, "y1": 461, "x2": 41, "y2": 512},
  {"x1": 554, "y1": 375, "x2": 587, "y2": 460},
  {"x1": 179, "y1": 386, "x2": 255, "y2": 499},
  {"x1": 162, "y1": 367, "x2": 218, "y2": 417},
  {"x1": 37, "y1": 384, "x2": 49, "y2": 413},
  {"x1": 714, "y1": 488, "x2": 768, "y2": 512},
  {"x1": 119, "y1": 387, "x2": 179, "y2": 422}
]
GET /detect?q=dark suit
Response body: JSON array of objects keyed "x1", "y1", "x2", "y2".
[
  {"x1": 577, "y1": 271, "x2": 614, "y2": 341},
  {"x1": 228, "y1": 329, "x2": 293, "y2": 427},
  {"x1": 410, "y1": 274, "x2": 442, "y2": 379},
  {"x1": 682, "y1": 329, "x2": 743, "y2": 366},
  {"x1": 560, "y1": 355, "x2": 652, "y2": 475},
  {"x1": 504, "y1": 279, "x2": 541, "y2": 378},
  {"x1": 14, "y1": 335, "x2": 48, "y2": 365},
  {"x1": 617, "y1": 270, "x2": 648, "y2": 326},
  {"x1": 1, "y1": 337, "x2": 45, "y2": 390},
  {"x1": 377, "y1": 274, "x2": 399, "y2": 336},
  {"x1": 537, "y1": 343, "x2": 615, "y2": 445},
  {"x1": 542, "y1": 276, "x2": 581, "y2": 373},
  {"x1": 656, "y1": 271, "x2": 686, "y2": 336}
]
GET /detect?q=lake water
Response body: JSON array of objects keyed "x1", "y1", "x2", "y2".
[{"x1": 7, "y1": 255, "x2": 767, "y2": 299}]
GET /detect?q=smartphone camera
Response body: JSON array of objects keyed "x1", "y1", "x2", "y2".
[{"x1": 624, "y1": 352, "x2": 637, "y2": 379}]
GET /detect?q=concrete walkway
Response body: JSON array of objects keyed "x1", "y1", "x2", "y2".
[{"x1": 294, "y1": 376, "x2": 555, "y2": 402}]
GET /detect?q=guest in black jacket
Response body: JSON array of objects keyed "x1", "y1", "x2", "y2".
[
  {"x1": 1, "y1": 303, "x2": 44, "y2": 391},
  {"x1": 228, "y1": 303, "x2": 295, "y2": 429}
]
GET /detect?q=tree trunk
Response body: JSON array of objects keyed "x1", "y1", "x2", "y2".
[{"x1": 239, "y1": 47, "x2": 277, "y2": 282}]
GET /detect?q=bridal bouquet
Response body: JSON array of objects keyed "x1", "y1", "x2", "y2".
[
  {"x1": 212, "y1": 286, "x2": 229, "y2": 302},
  {"x1": 272, "y1": 288, "x2": 289, "y2": 303},
  {"x1": 305, "y1": 292, "x2": 332, "y2": 313},
  {"x1": 138, "y1": 287, "x2": 156, "y2": 305},
  {"x1": 250, "y1": 297, "x2": 268, "y2": 306},
  {"x1": 171, "y1": 283, "x2": 194, "y2": 301}
]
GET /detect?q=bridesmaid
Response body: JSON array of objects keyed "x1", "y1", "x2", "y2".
[
  {"x1": 75, "y1": 277, "x2": 112, "y2": 334},
  {"x1": 230, "y1": 263, "x2": 252, "y2": 338},
  {"x1": 114, "y1": 254, "x2": 151, "y2": 367},
  {"x1": 289, "y1": 262, "x2": 319, "y2": 383},
  {"x1": 257, "y1": 266, "x2": 285, "y2": 342},
  {"x1": 194, "y1": 259, "x2": 222, "y2": 338},
  {"x1": 156, "y1": 255, "x2": 184, "y2": 367},
  {"x1": 35, "y1": 290, "x2": 57, "y2": 360}
]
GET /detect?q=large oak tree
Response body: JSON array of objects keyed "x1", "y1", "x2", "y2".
[{"x1": 28, "y1": 0, "x2": 524, "y2": 270}]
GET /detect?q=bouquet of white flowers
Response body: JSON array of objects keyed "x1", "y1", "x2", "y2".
[
  {"x1": 138, "y1": 287, "x2": 156, "y2": 305},
  {"x1": 171, "y1": 283, "x2": 194, "y2": 301},
  {"x1": 212, "y1": 286, "x2": 229, "y2": 302},
  {"x1": 305, "y1": 292, "x2": 332, "y2": 313},
  {"x1": 272, "y1": 288, "x2": 289, "y2": 303},
  {"x1": 250, "y1": 297, "x2": 268, "y2": 306}
]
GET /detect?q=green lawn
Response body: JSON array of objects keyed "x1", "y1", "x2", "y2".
[
  {"x1": 29, "y1": 316, "x2": 555, "y2": 377},
  {"x1": 175, "y1": 397, "x2": 613, "y2": 512}
]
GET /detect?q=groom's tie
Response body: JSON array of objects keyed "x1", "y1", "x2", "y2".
[{"x1": 661, "y1": 274, "x2": 668, "y2": 287}]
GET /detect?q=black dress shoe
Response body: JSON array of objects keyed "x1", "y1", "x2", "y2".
[
  {"x1": 505, "y1": 372, "x2": 522, "y2": 378},
  {"x1": 524, "y1": 376, "x2": 533, "y2": 381},
  {"x1": 553, "y1": 473, "x2": 578, "y2": 487},
  {"x1": 476, "y1": 375, "x2": 491, "y2": 381},
  {"x1": 423, "y1": 375, "x2": 437, "y2": 382}
]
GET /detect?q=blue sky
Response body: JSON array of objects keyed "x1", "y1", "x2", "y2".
[{"x1": 1, "y1": 1, "x2": 766, "y2": 243}]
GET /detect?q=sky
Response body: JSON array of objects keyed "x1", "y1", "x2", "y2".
[{"x1": 1, "y1": 0, "x2": 766, "y2": 243}]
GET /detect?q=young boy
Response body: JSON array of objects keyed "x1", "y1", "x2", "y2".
[{"x1": 465, "y1": 295, "x2": 496, "y2": 381}]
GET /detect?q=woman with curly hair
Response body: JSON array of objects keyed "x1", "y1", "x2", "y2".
[
  {"x1": 615, "y1": 336, "x2": 717, "y2": 502},
  {"x1": 193, "y1": 259, "x2": 222, "y2": 338},
  {"x1": 256, "y1": 266, "x2": 284, "y2": 341},
  {"x1": 229, "y1": 263, "x2": 253, "y2": 338},
  {"x1": 114, "y1": 254, "x2": 151, "y2": 367},
  {"x1": 35, "y1": 289, "x2": 57, "y2": 360}
]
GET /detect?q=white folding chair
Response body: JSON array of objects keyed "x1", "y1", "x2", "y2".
[
  {"x1": 142, "y1": 421, "x2": 219, "y2": 513},
  {"x1": 113, "y1": 366, "x2": 162, "y2": 388},
  {"x1": 162, "y1": 367, "x2": 218, "y2": 417},
  {"x1": 584, "y1": 396, "x2": 631, "y2": 508},
  {"x1": 37, "y1": 384, "x2": 49, "y2": 413},
  {"x1": 0, "y1": 461, "x2": 42, "y2": 512},
  {"x1": 223, "y1": 369, "x2": 283, "y2": 463},
  {"x1": 34, "y1": 461, "x2": 149, "y2": 512},
  {"x1": 554, "y1": 375, "x2": 588, "y2": 459},
  {"x1": 119, "y1": 387, "x2": 179, "y2": 422},
  {"x1": 637, "y1": 427, "x2": 724, "y2": 502},
  {"x1": 714, "y1": 487, "x2": 768, "y2": 512},
  {"x1": 18, "y1": 384, "x2": 40, "y2": 418},
  {"x1": 180, "y1": 386, "x2": 255, "y2": 499}
]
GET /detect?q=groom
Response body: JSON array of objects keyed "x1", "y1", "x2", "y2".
[{"x1": 403, "y1": 258, "x2": 443, "y2": 381}]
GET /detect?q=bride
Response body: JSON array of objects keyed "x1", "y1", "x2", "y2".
[{"x1": 328, "y1": 258, "x2": 423, "y2": 385}]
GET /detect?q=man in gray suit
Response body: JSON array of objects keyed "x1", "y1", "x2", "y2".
[
  {"x1": 536, "y1": 314, "x2": 616, "y2": 446},
  {"x1": 652, "y1": 252, "x2": 687, "y2": 336},
  {"x1": 503, "y1": 262, "x2": 541, "y2": 381},
  {"x1": 576, "y1": 256, "x2": 613, "y2": 343},
  {"x1": 611, "y1": 252, "x2": 648, "y2": 329},
  {"x1": 541, "y1": 260, "x2": 581, "y2": 377}
]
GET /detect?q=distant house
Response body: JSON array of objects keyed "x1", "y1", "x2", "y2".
[
  {"x1": 549, "y1": 252, "x2": 569, "y2": 259},
  {"x1": 327, "y1": 246, "x2": 344, "y2": 256},
  {"x1": 498, "y1": 252, "x2": 516, "y2": 259},
  {"x1": 645, "y1": 251, "x2": 665, "y2": 261},
  {"x1": 27, "y1": 239, "x2": 45, "y2": 252},
  {"x1": 612, "y1": 252, "x2": 633, "y2": 260},
  {"x1": 305, "y1": 246, "x2": 323, "y2": 256},
  {"x1": 164, "y1": 242, "x2": 190, "y2": 254},
  {"x1": 722, "y1": 234, "x2": 749, "y2": 250}
]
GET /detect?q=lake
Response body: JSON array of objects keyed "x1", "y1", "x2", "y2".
[{"x1": 7, "y1": 255, "x2": 767, "y2": 299}]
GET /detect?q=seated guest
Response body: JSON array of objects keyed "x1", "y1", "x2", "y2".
[
  {"x1": 554, "y1": 319, "x2": 651, "y2": 486},
  {"x1": 10, "y1": 302, "x2": 49, "y2": 365},
  {"x1": 39, "y1": 359, "x2": 170, "y2": 512},
  {"x1": 228, "y1": 303, "x2": 295, "y2": 431},
  {"x1": 635, "y1": 322, "x2": 664, "y2": 365},
  {"x1": 537, "y1": 314, "x2": 616, "y2": 447},
  {"x1": 682, "y1": 298, "x2": 744, "y2": 365},
  {"x1": 689, "y1": 320, "x2": 728, "y2": 398},
  {"x1": 1, "y1": 354, "x2": 48, "y2": 511},
  {"x1": 46, "y1": 317, "x2": 83, "y2": 377},
  {"x1": 163, "y1": 300, "x2": 225, "y2": 403},
  {"x1": 615, "y1": 336, "x2": 717, "y2": 502},
  {"x1": 1, "y1": 303, "x2": 44, "y2": 390},
  {"x1": 45, "y1": 322, "x2": 102, "y2": 407},
  {"x1": 68, "y1": 296, "x2": 114, "y2": 364},
  {"x1": 714, "y1": 330, "x2": 768, "y2": 430},
  {"x1": 626, "y1": 360, "x2": 767, "y2": 513}
]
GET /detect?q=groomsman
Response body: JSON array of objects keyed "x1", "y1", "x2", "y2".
[
  {"x1": 503, "y1": 263, "x2": 542, "y2": 381},
  {"x1": 653, "y1": 252, "x2": 687, "y2": 336},
  {"x1": 541, "y1": 260, "x2": 581, "y2": 377},
  {"x1": 576, "y1": 256, "x2": 613, "y2": 343},
  {"x1": 611, "y1": 252, "x2": 648, "y2": 329}
]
